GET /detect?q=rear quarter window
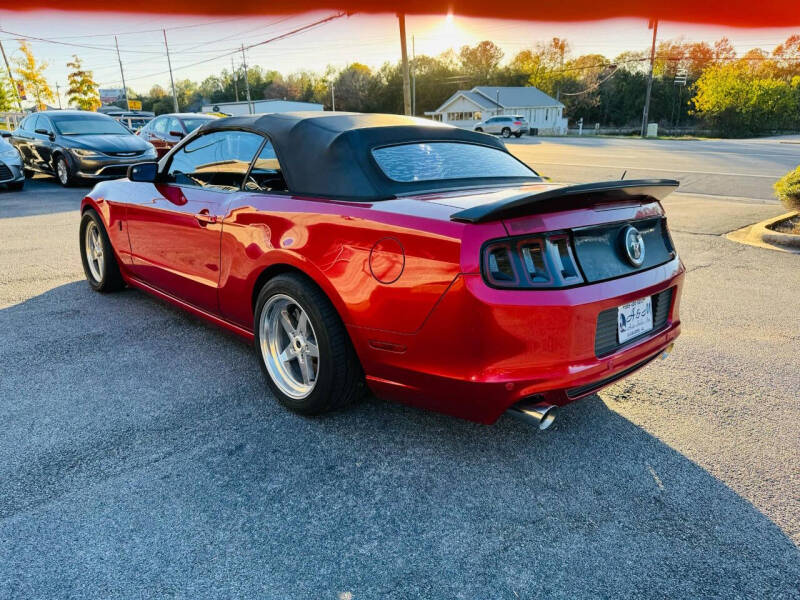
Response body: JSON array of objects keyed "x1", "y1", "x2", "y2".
[{"x1": 371, "y1": 142, "x2": 536, "y2": 183}]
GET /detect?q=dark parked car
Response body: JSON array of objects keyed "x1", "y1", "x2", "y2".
[
  {"x1": 137, "y1": 113, "x2": 218, "y2": 157},
  {"x1": 11, "y1": 110, "x2": 157, "y2": 186}
]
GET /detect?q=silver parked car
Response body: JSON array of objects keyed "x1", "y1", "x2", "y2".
[
  {"x1": 0, "y1": 131, "x2": 25, "y2": 190},
  {"x1": 474, "y1": 115, "x2": 528, "y2": 138}
]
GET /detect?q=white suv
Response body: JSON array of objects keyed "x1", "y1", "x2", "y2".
[{"x1": 474, "y1": 115, "x2": 528, "y2": 138}]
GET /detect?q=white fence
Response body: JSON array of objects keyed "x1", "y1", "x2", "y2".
[{"x1": 0, "y1": 112, "x2": 24, "y2": 130}]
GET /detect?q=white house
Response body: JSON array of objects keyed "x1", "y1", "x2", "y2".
[
  {"x1": 426, "y1": 86, "x2": 567, "y2": 135},
  {"x1": 201, "y1": 99, "x2": 323, "y2": 116}
]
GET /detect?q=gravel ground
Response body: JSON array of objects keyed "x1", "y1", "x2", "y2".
[{"x1": 0, "y1": 178, "x2": 798, "y2": 599}]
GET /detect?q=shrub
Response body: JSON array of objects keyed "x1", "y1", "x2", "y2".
[{"x1": 774, "y1": 166, "x2": 800, "y2": 211}]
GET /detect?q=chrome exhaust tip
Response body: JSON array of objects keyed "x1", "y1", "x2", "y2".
[
  {"x1": 507, "y1": 401, "x2": 558, "y2": 430},
  {"x1": 660, "y1": 342, "x2": 675, "y2": 360}
]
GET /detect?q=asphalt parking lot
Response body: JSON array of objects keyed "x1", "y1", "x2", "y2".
[{"x1": 1, "y1": 150, "x2": 799, "y2": 597}]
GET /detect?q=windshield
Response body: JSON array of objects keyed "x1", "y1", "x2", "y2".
[
  {"x1": 181, "y1": 118, "x2": 215, "y2": 132},
  {"x1": 372, "y1": 142, "x2": 537, "y2": 183},
  {"x1": 51, "y1": 116, "x2": 131, "y2": 136}
]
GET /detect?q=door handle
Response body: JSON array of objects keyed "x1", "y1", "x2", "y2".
[{"x1": 194, "y1": 209, "x2": 217, "y2": 225}]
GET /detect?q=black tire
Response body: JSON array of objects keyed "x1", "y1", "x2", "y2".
[
  {"x1": 79, "y1": 209, "x2": 125, "y2": 293},
  {"x1": 55, "y1": 154, "x2": 75, "y2": 187},
  {"x1": 6, "y1": 180, "x2": 24, "y2": 191},
  {"x1": 514, "y1": 132, "x2": 522, "y2": 138},
  {"x1": 475, "y1": 127, "x2": 483, "y2": 132},
  {"x1": 501, "y1": 127, "x2": 512, "y2": 138},
  {"x1": 254, "y1": 273, "x2": 363, "y2": 416}
]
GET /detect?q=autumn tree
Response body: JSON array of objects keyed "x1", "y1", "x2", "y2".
[
  {"x1": 13, "y1": 41, "x2": 54, "y2": 110},
  {"x1": 0, "y1": 76, "x2": 15, "y2": 112},
  {"x1": 458, "y1": 41, "x2": 504, "y2": 83},
  {"x1": 65, "y1": 55, "x2": 100, "y2": 111}
]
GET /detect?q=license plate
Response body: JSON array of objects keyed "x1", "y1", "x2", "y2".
[{"x1": 617, "y1": 296, "x2": 653, "y2": 343}]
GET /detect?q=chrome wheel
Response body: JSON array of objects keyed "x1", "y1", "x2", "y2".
[
  {"x1": 57, "y1": 159, "x2": 69, "y2": 185},
  {"x1": 84, "y1": 221, "x2": 104, "y2": 282},
  {"x1": 259, "y1": 294, "x2": 320, "y2": 400}
]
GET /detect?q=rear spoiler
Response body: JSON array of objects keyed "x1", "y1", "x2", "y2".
[{"x1": 449, "y1": 179, "x2": 680, "y2": 224}]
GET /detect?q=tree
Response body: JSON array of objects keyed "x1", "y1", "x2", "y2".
[
  {"x1": 0, "y1": 76, "x2": 14, "y2": 112},
  {"x1": 458, "y1": 41, "x2": 503, "y2": 83},
  {"x1": 13, "y1": 41, "x2": 55, "y2": 110},
  {"x1": 333, "y1": 63, "x2": 373, "y2": 111},
  {"x1": 692, "y1": 62, "x2": 799, "y2": 135},
  {"x1": 65, "y1": 55, "x2": 100, "y2": 111}
]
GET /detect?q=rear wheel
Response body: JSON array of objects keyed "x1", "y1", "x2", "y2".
[
  {"x1": 501, "y1": 127, "x2": 512, "y2": 138},
  {"x1": 254, "y1": 273, "x2": 363, "y2": 415},
  {"x1": 475, "y1": 127, "x2": 483, "y2": 132},
  {"x1": 79, "y1": 210, "x2": 124, "y2": 292}
]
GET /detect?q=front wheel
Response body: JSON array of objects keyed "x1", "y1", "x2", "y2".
[
  {"x1": 474, "y1": 127, "x2": 483, "y2": 132},
  {"x1": 55, "y1": 155, "x2": 75, "y2": 187},
  {"x1": 501, "y1": 127, "x2": 512, "y2": 138},
  {"x1": 79, "y1": 210, "x2": 125, "y2": 292},
  {"x1": 6, "y1": 180, "x2": 24, "y2": 191},
  {"x1": 254, "y1": 273, "x2": 363, "y2": 415}
]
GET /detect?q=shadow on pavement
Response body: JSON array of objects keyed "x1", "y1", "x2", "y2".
[
  {"x1": 1, "y1": 281, "x2": 798, "y2": 598},
  {"x1": 0, "y1": 177, "x2": 88, "y2": 219}
]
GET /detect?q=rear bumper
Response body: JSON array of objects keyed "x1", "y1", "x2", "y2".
[{"x1": 352, "y1": 256, "x2": 684, "y2": 424}]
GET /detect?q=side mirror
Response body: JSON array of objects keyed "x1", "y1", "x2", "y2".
[
  {"x1": 168, "y1": 130, "x2": 185, "y2": 139},
  {"x1": 128, "y1": 162, "x2": 159, "y2": 183}
]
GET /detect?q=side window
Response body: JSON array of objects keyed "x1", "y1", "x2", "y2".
[
  {"x1": 165, "y1": 130, "x2": 263, "y2": 191},
  {"x1": 18, "y1": 116, "x2": 30, "y2": 131},
  {"x1": 166, "y1": 118, "x2": 182, "y2": 136},
  {"x1": 245, "y1": 140, "x2": 287, "y2": 193},
  {"x1": 38, "y1": 116, "x2": 52, "y2": 133},
  {"x1": 153, "y1": 117, "x2": 169, "y2": 135},
  {"x1": 28, "y1": 115, "x2": 40, "y2": 131}
]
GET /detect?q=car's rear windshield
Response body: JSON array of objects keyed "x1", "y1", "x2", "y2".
[
  {"x1": 181, "y1": 118, "x2": 215, "y2": 133},
  {"x1": 51, "y1": 116, "x2": 131, "y2": 136},
  {"x1": 371, "y1": 142, "x2": 536, "y2": 183}
]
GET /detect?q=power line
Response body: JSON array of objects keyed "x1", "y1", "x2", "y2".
[{"x1": 97, "y1": 12, "x2": 347, "y2": 87}]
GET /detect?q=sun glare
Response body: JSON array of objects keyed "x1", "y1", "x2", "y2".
[{"x1": 420, "y1": 12, "x2": 474, "y2": 56}]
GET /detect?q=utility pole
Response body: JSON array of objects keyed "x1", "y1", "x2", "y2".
[
  {"x1": 411, "y1": 35, "x2": 416, "y2": 116},
  {"x1": 398, "y1": 13, "x2": 411, "y2": 116},
  {"x1": 231, "y1": 56, "x2": 239, "y2": 102},
  {"x1": 240, "y1": 44, "x2": 253, "y2": 114},
  {"x1": 163, "y1": 29, "x2": 179, "y2": 112},
  {"x1": 55, "y1": 82, "x2": 62, "y2": 109},
  {"x1": 0, "y1": 40, "x2": 23, "y2": 111},
  {"x1": 114, "y1": 36, "x2": 130, "y2": 111},
  {"x1": 641, "y1": 18, "x2": 659, "y2": 137},
  {"x1": 330, "y1": 82, "x2": 335, "y2": 111}
]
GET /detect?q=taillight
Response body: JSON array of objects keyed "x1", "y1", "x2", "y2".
[
  {"x1": 513, "y1": 121, "x2": 522, "y2": 125},
  {"x1": 481, "y1": 233, "x2": 584, "y2": 289}
]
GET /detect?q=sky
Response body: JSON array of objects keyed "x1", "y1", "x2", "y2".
[{"x1": 0, "y1": 9, "x2": 797, "y2": 105}]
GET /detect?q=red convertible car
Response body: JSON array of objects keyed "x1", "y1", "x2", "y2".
[{"x1": 79, "y1": 112, "x2": 683, "y2": 428}]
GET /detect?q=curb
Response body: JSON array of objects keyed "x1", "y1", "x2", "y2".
[{"x1": 726, "y1": 211, "x2": 800, "y2": 253}]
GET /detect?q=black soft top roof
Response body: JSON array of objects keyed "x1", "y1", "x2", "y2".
[{"x1": 195, "y1": 111, "x2": 540, "y2": 200}]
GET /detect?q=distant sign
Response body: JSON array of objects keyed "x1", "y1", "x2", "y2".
[
  {"x1": 128, "y1": 100, "x2": 142, "y2": 110},
  {"x1": 99, "y1": 88, "x2": 124, "y2": 105}
]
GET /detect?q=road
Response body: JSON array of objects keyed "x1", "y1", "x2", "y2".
[
  {"x1": 0, "y1": 169, "x2": 799, "y2": 598},
  {"x1": 508, "y1": 136, "x2": 799, "y2": 201}
]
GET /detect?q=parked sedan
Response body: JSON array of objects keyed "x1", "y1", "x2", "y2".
[
  {"x1": 474, "y1": 115, "x2": 528, "y2": 137},
  {"x1": 79, "y1": 112, "x2": 683, "y2": 428},
  {"x1": 11, "y1": 110, "x2": 157, "y2": 186},
  {"x1": 0, "y1": 132, "x2": 25, "y2": 190},
  {"x1": 137, "y1": 113, "x2": 218, "y2": 157}
]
